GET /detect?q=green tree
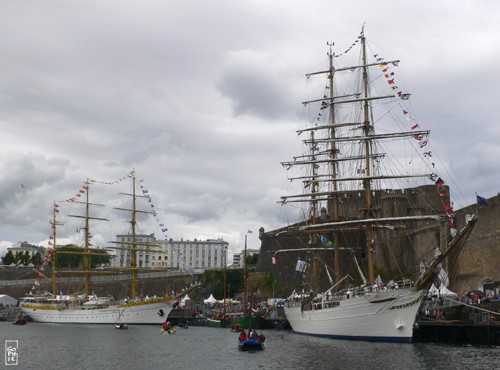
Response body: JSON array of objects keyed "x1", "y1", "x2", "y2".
[
  {"x1": 202, "y1": 269, "x2": 244, "y2": 299},
  {"x1": 1, "y1": 250, "x2": 15, "y2": 265},
  {"x1": 246, "y1": 254, "x2": 259, "y2": 265},
  {"x1": 18, "y1": 251, "x2": 31, "y2": 266},
  {"x1": 89, "y1": 248, "x2": 111, "y2": 268},
  {"x1": 30, "y1": 252, "x2": 43, "y2": 266},
  {"x1": 55, "y1": 245, "x2": 111, "y2": 268}
]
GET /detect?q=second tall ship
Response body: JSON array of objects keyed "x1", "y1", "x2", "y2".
[{"x1": 20, "y1": 171, "x2": 196, "y2": 324}]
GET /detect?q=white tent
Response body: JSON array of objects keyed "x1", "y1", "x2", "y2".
[
  {"x1": 216, "y1": 298, "x2": 240, "y2": 304},
  {"x1": 429, "y1": 284, "x2": 439, "y2": 294},
  {"x1": 180, "y1": 294, "x2": 191, "y2": 308},
  {"x1": 428, "y1": 284, "x2": 457, "y2": 297},
  {"x1": 0, "y1": 294, "x2": 17, "y2": 306},
  {"x1": 439, "y1": 285, "x2": 457, "y2": 297},
  {"x1": 203, "y1": 294, "x2": 217, "y2": 304}
]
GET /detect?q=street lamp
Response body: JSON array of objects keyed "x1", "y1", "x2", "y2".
[{"x1": 243, "y1": 229, "x2": 252, "y2": 315}]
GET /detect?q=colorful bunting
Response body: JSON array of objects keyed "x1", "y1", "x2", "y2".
[{"x1": 318, "y1": 235, "x2": 334, "y2": 248}]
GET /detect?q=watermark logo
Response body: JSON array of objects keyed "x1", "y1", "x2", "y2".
[{"x1": 5, "y1": 340, "x2": 18, "y2": 366}]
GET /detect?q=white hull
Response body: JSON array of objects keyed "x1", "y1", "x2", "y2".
[
  {"x1": 20, "y1": 300, "x2": 174, "y2": 325},
  {"x1": 285, "y1": 289, "x2": 422, "y2": 343}
]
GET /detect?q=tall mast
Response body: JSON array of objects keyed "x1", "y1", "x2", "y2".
[
  {"x1": 67, "y1": 181, "x2": 109, "y2": 301},
  {"x1": 242, "y1": 230, "x2": 252, "y2": 316},
  {"x1": 360, "y1": 29, "x2": 375, "y2": 285},
  {"x1": 111, "y1": 170, "x2": 162, "y2": 300},
  {"x1": 50, "y1": 202, "x2": 63, "y2": 296},
  {"x1": 310, "y1": 129, "x2": 319, "y2": 291},
  {"x1": 131, "y1": 173, "x2": 138, "y2": 299},
  {"x1": 84, "y1": 184, "x2": 91, "y2": 298},
  {"x1": 327, "y1": 42, "x2": 342, "y2": 284}
]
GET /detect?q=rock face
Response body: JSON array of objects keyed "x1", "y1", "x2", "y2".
[
  {"x1": 255, "y1": 188, "x2": 499, "y2": 296},
  {"x1": 452, "y1": 195, "x2": 500, "y2": 295}
]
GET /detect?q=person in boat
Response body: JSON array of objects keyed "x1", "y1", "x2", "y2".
[
  {"x1": 238, "y1": 331, "x2": 247, "y2": 342},
  {"x1": 162, "y1": 320, "x2": 169, "y2": 331},
  {"x1": 250, "y1": 329, "x2": 258, "y2": 339}
]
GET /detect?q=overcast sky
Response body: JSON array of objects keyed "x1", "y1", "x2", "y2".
[{"x1": 1, "y1": 1, "x2": 499, "y2": 260}]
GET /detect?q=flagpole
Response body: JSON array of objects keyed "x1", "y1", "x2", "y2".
[{"x1": 243, "y1": 230, "x2": 252, "y2": 317}]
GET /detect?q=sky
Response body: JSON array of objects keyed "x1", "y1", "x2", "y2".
[{"x1": 1, "y1": 0, "x2": 499, "y2": 261}]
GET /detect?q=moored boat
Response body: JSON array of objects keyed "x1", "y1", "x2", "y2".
[
  {"x1": 115, "y1": 322, "x2": 128, "y2": 330},
  {"x1": 274, "y1": 26, "x2": 478, "y2": 343},
  {"x1": 19, "y1": 171, "x2": 198, "y2": 324}
]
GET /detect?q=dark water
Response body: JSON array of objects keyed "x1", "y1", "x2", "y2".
[{"x1": 1, "y1": 322, "x2": 498, "y2": 370}]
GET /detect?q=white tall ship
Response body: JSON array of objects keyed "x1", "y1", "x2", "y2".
[
  {"x1": 277, "y1": 27, "x2": 477, "y2": 342},
  {"x1": 20, "y1": 171, "x2": 196, "y2": 324}
]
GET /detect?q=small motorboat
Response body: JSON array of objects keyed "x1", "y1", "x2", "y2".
[
  {"x1": 237, "y1": 330, "x2": 265, "y2": 351},
  {"x1": 13, "y1": 314, "x2": 27, "y2": 325},
  {"x1": 231, "y1": 323, "x2": 242, "y2": 332},
  {"x1": 115, "y1": 323, "x2": 128, "y2": 330},
  {"x1": 238, "y1": 338, "x2": 265, "y2": 351}
]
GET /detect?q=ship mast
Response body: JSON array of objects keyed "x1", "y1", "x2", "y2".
[
  {"x1": 50, "y1": 202, "x2": 63, "y2": 297},
  {"x1": 111, "y1": 171, "x2": 162, "y2": 300},
  {"x1": 327, "y1": 42, "x2": 342, "y2": 284},
  {"x1": 131, "y1": 174, "x2": 138, "y2": 298},
  {"x1": 360, "y1": 30, "x2": 376, "y2": 286},
  {"x1": 310, "y1": 129, "x2": 319, "y2": 290},
  {"x1": 66, "y1": 181, "x2": 109, "y2": 301}
]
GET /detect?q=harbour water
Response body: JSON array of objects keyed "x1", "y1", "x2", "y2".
[{"x1": 1, "y1": 322, "x2": 498, "y2": 370}]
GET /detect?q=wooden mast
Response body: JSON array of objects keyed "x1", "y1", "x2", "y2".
[
  {"x1": 67, "y1": 181, "x2": 109, "y2": 301},
  {"x1": 327, "y1": 41, "x2": 342, "y2": 285},
  {"x1": 84, "y1": 183, "x2": 91, "y2": 299},
  {"x1": 360, "y1": 29, "x2": 376, "y2": 286},
  {"x1": 50, "y1": 202, "x2": 63, "y2": 297},
  {"x1": 310, "y1": 129, "x2": 319, "y2": 291},
  {"x1": 111, "y1": 170, "x2": 162, "y2": 300},
  {"x1": 131, "y1": 172, "x2": 138, "y2": 299},
  {"x1": 243, "y1": 230, "x2": 252, "y2": 316}
]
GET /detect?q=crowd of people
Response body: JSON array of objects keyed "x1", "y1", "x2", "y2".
[{"x1": 238, "y1": 328, "x2": 265, "y2": 343}]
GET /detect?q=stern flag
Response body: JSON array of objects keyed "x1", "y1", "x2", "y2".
[
  {"x1": 476, "y1": 194, "x2": 488, "y2": 206},
  {"x1": 271, "y1": 255, "x2": 279, "y2": 265}
]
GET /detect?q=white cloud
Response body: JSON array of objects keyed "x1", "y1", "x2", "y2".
[{"x1": 0, "y1": 0, "x2": 499, "y2": 254}]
